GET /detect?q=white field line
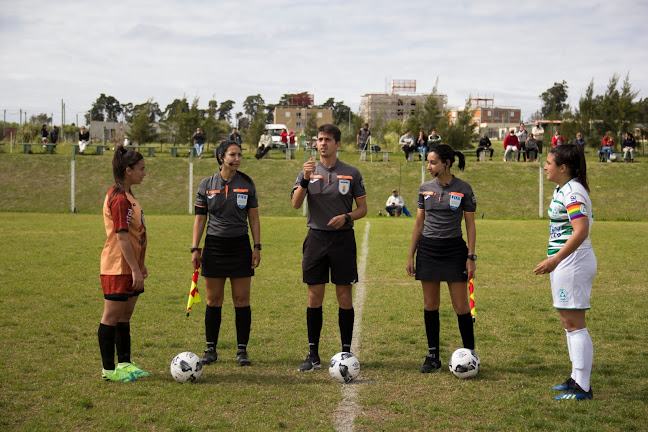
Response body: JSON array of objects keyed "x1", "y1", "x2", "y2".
[{"x1": 333, "y1": 221, "x2": 370, "y2": 432}]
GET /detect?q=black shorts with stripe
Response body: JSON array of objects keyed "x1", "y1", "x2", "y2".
[
  {"x1": 201, "y1": 234, "x2": 254, "y2": 279},
  {"x1": 302, "y1": 228, "x2": 358, "y2": 285},
  {"x1": 415, "y1": 236, "x2": 468, "y2": 282}
]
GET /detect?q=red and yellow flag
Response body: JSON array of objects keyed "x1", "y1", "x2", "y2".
[
  {"x1": 186, "y1": 264, "x2": 201, "y2": 316},
  {"x1": 468, "y1": 275, "x2": 476, "y2": 322}
]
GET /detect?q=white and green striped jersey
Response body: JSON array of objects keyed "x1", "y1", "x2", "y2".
[{"x1": 547, "y1": 179, "x2": 593, "y2": 257}]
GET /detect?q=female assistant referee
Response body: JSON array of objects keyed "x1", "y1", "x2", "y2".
[
  {"x1": 534, "y1": 144, "x2": 597, "y2": 400},
  {"x1": 406, "y1": 144, "x2": 477, "y2": 373},
  {"x1": 192, "y1": 140, "x2": 261, "y2": 367},
  {"x1": 98, "y1": 146, "x2": 149, "y2": 382}
]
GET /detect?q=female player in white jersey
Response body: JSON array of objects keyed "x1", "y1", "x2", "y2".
[
  {"x1": 534, "y1": 144, "x2": 597, "y2": 400},
  {"x1": 192, "y1": 141, "x2": 261, "y2": 367}
]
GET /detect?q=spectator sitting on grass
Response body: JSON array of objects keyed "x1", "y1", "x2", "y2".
[{"x1": 385, "y1": 188, "x2": 405, "y2": 217}]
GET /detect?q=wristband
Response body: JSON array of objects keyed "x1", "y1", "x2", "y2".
[
  {"x1": 344, "y1": 213, "x2": 352, "y2": 224},
  {"x1": 300, "y1": 178, "x2": 309, "y2": 188},
  {"x1": 254, "y1": 244, "x2": 262, "y2": 250},
  {"x1": 190, "y1": 247, "x2": 201, "y2": 253}
]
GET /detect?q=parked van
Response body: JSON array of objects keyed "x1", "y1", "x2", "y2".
[{"x1": 265, "y1": 124, "x2": 287, "y2": 148}]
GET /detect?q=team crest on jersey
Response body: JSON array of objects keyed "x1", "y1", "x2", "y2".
[
  {"x1": 237, "y1": 194, "x2": 248, "y2": 209},
  {"x1": 338, "y1": 179, "x2": 350, "y2": 195},
  {"x1": 449, "y1": 192, "x2": 463, "y2": 210}
]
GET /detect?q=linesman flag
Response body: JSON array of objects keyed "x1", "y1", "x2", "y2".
[
  {"x1": 186, "y1": 261, "x2": 201, "y2": 317},
  {"x1": 468, "y1": 274, "x2": 476, "y2": 322}
]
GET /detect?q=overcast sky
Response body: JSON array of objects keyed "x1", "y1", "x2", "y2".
[{"x1": 1, "y1": 0, "x2": 647, "y2": 125}]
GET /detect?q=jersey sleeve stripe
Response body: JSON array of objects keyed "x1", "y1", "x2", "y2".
[
  {"x1": 233, "y1": 189, "x2": 248, "y2": 192},
  {"x1": 206, "y1": 190, "x2": 221, "y2": 194}
]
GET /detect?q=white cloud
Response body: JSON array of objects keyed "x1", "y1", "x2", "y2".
[{"x1": 1, "y1": 0, "x2": 646, "y2": 124}]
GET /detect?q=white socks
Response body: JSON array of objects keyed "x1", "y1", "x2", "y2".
[{"x1": 566, "y1": 328, "x2": 593, "y2": 392}]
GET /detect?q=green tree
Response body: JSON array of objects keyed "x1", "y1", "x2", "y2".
[
  {"x1": 243, "y1": 94, "x2": 265, "y2": 120},
  {"x1": 322, "y1": 98, "x2": 353, "y2": 126},
  {"x1": 29, "y1": 113, "x2": 52, "y2": 125},
  {"x1": 595, "y1": 74, "x2": 620, "y2": 137},
  {"x1": 85, "y1": 94, "x2": 122, "y2": 123},
  {"x1": 217, "y1": 100, "x2": 235, "y2": 121},
  {"x1": 436, "y1": 98, "x2": 478, "y2": 149},
  {"x1": 618, "y1": 72, "x2": 639, "y2": 134},
  {"x1": 161, "y1": 97, "x2": 200, "y2": 144},
  {"x1": 540, "y1": 81, "x2": 569, "y2": 119},
  {"x1": 247, "y1": 106, "x2": 267, "y2": 148},
  {"x1": 304, "y1": 115, "x2": 319, "y2": 142},
  {"x1": 264, "y1": 104, "x2": 277, "y2": 123},
  {"x1": 127, "y1": 109, "x2": 155, "y2": 144},
  {"x1": 576, "y1": 79, "x2": 596, "y2": 145}
]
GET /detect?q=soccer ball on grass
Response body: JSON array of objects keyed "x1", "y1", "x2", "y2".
[
  {"x1": 328, "y1": 352, "x2": 360, "y2": 384},
  {"x1": 170, "y1": 351, "x2": 203, "y2": 383},
  {"x1": 448, "y1": 348, "x2": 480, "y2": 379}
]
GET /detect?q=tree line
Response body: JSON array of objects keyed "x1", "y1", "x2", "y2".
[{"x1": 535, "y1": 73, "x2": 647, "y2": 146}]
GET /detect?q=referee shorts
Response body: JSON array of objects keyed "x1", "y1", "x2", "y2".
[
  {"x1": 302, "y1": 228, "x2": 358, "y2": 285},
  {"x1": 550, "y1": 248, "x2": 597, "y2": 309}
]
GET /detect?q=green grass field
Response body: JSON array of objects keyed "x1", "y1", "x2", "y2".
[{"x1": 1, "y1": 150, "x2": 647, "y2": 431}]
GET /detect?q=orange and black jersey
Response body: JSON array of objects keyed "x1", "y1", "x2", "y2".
[
  {"x1": 195, "y1": 171, "x2": 258, "y2": 238},
  {"x1": 418, "y1": 176, "x2": 476, "y2": 239},
  {"x1": 293, "y1": 160, "x2": 366, "y2": 231}
]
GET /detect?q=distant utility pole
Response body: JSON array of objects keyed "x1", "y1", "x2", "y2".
[{"x1": 19, "y1": 109, "x2": 22, "y2": 125}]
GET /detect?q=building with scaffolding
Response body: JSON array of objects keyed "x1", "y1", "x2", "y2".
[
  {"x1": 360, "y1": 80, "x2": 447, "y2": 127},
  {"x1": 447, "y1": 97, "x2": 522, "y2": 139}
]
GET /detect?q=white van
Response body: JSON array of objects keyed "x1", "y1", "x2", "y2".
[{"x1": 265, "y1": 124, "x2": 287, "y2": 148}]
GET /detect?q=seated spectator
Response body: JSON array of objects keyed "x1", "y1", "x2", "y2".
[
  {"x1": 503, "y1": 129, "x2": 519, "y2": 161},
  {"x1": 598, "y1": 131, "x2": 614, "y2": 162},
  {"x1": 416, "y1": 130, "x2": 428, "y2": 161},
  {"x1": 476, "y1": 133, "x2": 494, "y2": 161},
  {"x1": 622, "y1": 131, "x2": 636, "y2": 163},
  {"x1": 49, "y1": 126, "x2": 59, "y2": 148},
  {"x1": 526, "y1": 134, "x2": 539, "y2": 161},
  {"x1": 552, "y1": 130, "x2": 565, "y2": 147},
  {"x1": 78, "y1": 126, "x2": 90, "y2": 154},
  {"x1": 41, "y1": 124, "x2": 50, "y2": 144},
  {"x1": 255, "y1": 128, "x2": 272, "y2": 159},
  {"x1": 573, "y1": 132, "x2": 585, "y2": 147},
  {"x1": 428, "y1": 129, "x2": 441, "y2": 150},
  {"x1": 385, "y1": 188, "x2": 404, "y2": 217},
  {"x1": 399, "y1": 130, "x2": 416, "y2": 162}
]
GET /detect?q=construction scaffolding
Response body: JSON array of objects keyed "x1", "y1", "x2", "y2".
[{"x1": 360, "y1": 92, "x2": 448, "y2": 127}]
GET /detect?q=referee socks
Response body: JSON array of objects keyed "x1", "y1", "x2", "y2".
[
  {"x1": 424, "y1": 309, "x2": 440, "y2": 359},
  {"x1": 457, "y1": 312, "x2": 475, "y2": 350},
  {"x1": 205, "y1": 305, "x2": 222, "y2": 349},
  {"x1": 339, "y1": 307, "x2": 354, "y2": 353},
  {"x1": 235, "y1": 306, "x2": 251, "y2": 349},
  {"x1": 306, "y1": 307, "x2": 323, "y2": 357}
]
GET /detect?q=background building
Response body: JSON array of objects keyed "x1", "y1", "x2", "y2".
[
  {"x1": 360, "y1": 80, "x2": 447, "y2": 127},
  {"x1": 273, "y1": 94, "x2": 333, "y2": 132},
  {"x1": 447, "y1": 97, "x2": 522, "y2": 138}
]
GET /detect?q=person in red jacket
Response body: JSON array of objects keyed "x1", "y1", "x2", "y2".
[
  {"x1": 503, "y1": 129, "x2": 519, "y2": 162},
  {"x1": 280, "y1": 128, "x2": 288, "y2": 147}
]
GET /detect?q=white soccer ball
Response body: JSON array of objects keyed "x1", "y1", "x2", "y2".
[
  {"x1": 448, "y1": 348, "x2": 480, "y2": 379},
  {"x1": 328, "y1": 352, "x2": 360, "y2": 384},
  {"x1": 170, "y1": 351, "x2": 203, "y2": 383},
  {"x1": 610, "y1": 153, "x2": 617, "y2": 161}
]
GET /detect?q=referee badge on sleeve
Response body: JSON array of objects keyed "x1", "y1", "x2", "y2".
[
  {"x1": 449, "y1": 192, "x2": 464, "y2": 210},
  {"x1": 338, "y1": 179, "x2": 350, "y2": 195},
  {"x1": 237, "y1": 194, "x2": 248, "y2": 209}
]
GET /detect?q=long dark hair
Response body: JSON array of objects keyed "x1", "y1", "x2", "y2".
[
  {"x1": 109, "y1": 145, "x2": 143, "y2": 202},
  {"x1": 215, "y1": 140, "x2": 241, "y2": 167},
  {"x1": 430, "y1": 144, "x2": 466, "y2": 171},
  {"x1": 550, "y1": 144, "x2": 589, "y2": 192}
]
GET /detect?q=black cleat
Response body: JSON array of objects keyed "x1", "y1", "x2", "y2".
[
  {"x1": 298, "y1": 354, "x2": 321, "y2": 372},
  {"x1": 420, "y1": 354, "x2": 442, "y2": 373},
  {"x1": 236, "y1": 349, "x2": 252, "y2": 366},
  {"x1": 201, "y1": 347, "x2": 218, "y2": 365},
  {"x1": 552, "y1": 377, "x2": 576, "y2": 391}
]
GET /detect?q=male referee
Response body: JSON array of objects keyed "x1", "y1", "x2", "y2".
[{"x1": 291, "y1": 123, "x2": 367, "y2": 371}]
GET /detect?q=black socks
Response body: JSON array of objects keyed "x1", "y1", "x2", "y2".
[
  {"x1": 457, "y1": 312, "x2": 475, "y2": 350},
  {"x1": 235, "y1": 306, "x2": 251, "y2": 351},
  {"x1": 115, "y1": 322, "x2": 131, "y2": 364},
  {"x1": 339, "y1": 307, "x2": 354, "y2": 352},
  {"x1": 306, "y1": 307, "x2": 323, "y2": 357},
  {"x1": 98, "y1": 323, "x2": 116, "y2": 370},
  {"x1": 205, "y1": 305, "x2": 222, "y2": 350},
  {"x1": 424, "y1": 309, "x2": 440, "y2": 359}
]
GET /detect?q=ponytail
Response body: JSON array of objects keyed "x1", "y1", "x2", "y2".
[
  {"x1": 550, "y1": 144, "x2": 589, "y2": 192},
  {"x1": 109, "y1": 146, "x2": 143, "y2": 202},
  {"x1": 431, "y1": 144, "x2": 466, "y2": 171}
]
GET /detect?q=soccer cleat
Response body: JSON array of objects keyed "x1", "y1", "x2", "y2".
[
  {"x1": 201, "y1": 347, "x2": 218, "y2": 365},
  {"x1": 419, "y1": 354, "x2": 442, "y2": 373},
  {"x1": 555, "y1": 383, "x2": 593, "y2": 400},
  {"x1": 298, "y1": 353, "x2": 321, "y2": 372},
  {"x1": 118, "y1": 362, "x2": 150, "y2": 378},
  {"x1": 236, "y1": 349, "x2": 252, "y2": 366},
  {"x1": 552, "y1": 377, "x2": 576, "y2": 391},
  {"x1": 102, "y1": 368, "x2": 137, "y2": 382}
]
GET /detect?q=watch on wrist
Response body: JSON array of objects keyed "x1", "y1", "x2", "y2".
[
  {"x1": 344, "y1": 213, "x2": 352, "y2": 224},
  {"x1": 254, "y1": 244, "x2": 262, "y2": 250},
  {"x1": 190, "y1": 247, "x2": 200, "y2": 253},
  {"x1": 467, "y1": 254, "x2": 477, "y2": 261}
]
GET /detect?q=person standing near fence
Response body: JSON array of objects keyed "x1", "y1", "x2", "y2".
[
  {"x1": 192, "y1": 140, "x2": 261, "y2": 367},
  {"x1": 97, "y1": 146, "x2": 149, "y2": 382},
  {"x1": 406, "y1": 144, "x2": 477, "y2": 373},
  {"x1": 291, "y1": 123, "x2": 367, "y2": 372},
  {"x1": 357, "y1": 123, "x2": 371, "y2": 150},
  {"x1": 532, "y1": 121, "x2": 545, "y2": 154},
  {"x1": 534, "y1": 144, "x2": 596, "y2": 400}
]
